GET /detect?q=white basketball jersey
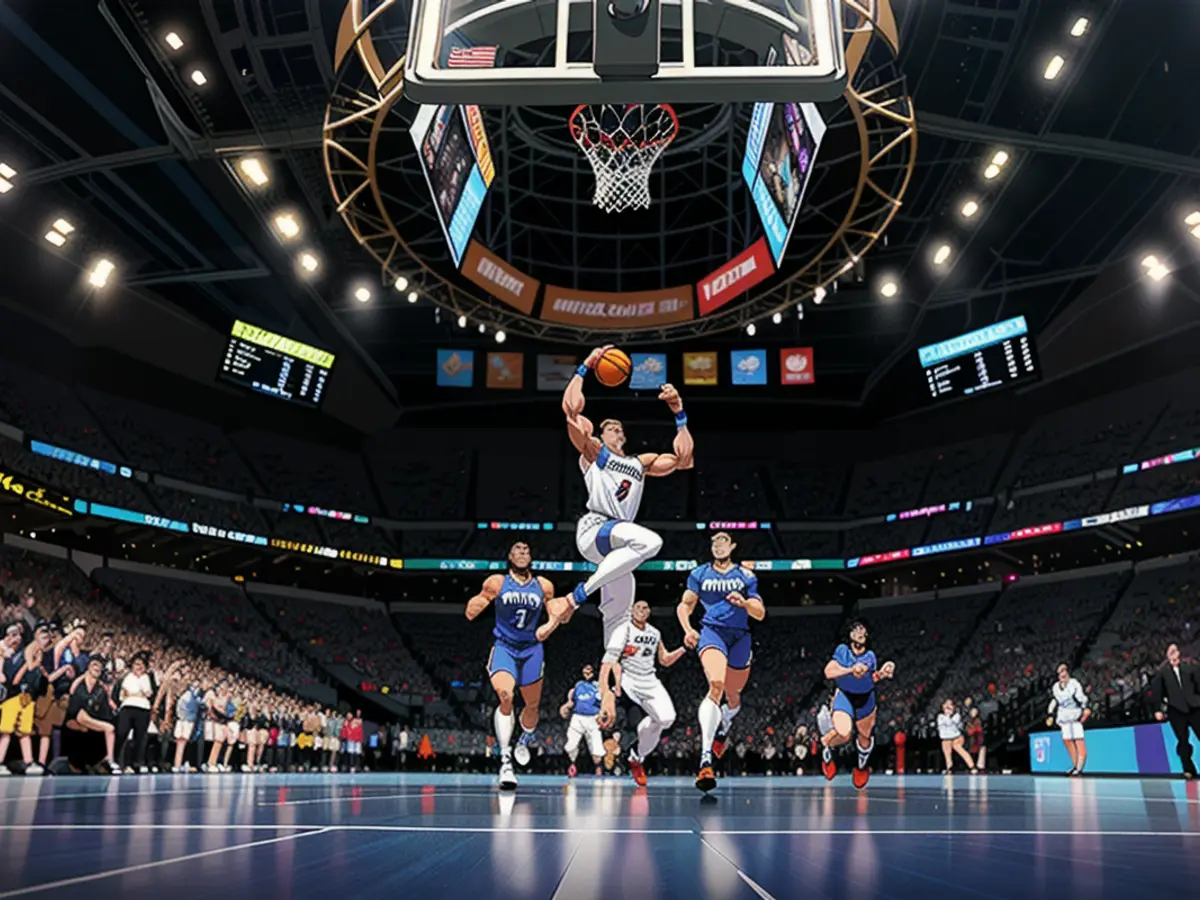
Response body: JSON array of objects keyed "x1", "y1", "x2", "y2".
[
  {"x1": 617, "y1": 622, "x2": 661, "y2": 680},
  {"x1": 1052, "y1": 679, "x2": 1087, "y2": 723},
  {"x1": 581, "y1": 450, "x2": 645, "y2": 521}
]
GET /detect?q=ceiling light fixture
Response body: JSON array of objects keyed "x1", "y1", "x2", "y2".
[
  {"x1": 1070, "y1": 17, "x2": 1090, "y2": 37},
  {"x1": 273, "y1": 213, "x2": 300, "y2": 240},
  {"x1": 991, "y1": 150, "x2": 1010, "y2": 167},
  {"x1": 165, "y1": 32, "x2": 184, "y2": 50},
  {"x1": 406, "y1": 290, "x2": 418, "y2": 303},
  {"x1": 746, "y1": 323, "x2": 757, "y2": 336},
  {"x1": 933, "y1": 244, "x2": 952, "y2": 266},
  {"x1": 88, "y1": 258, "x2": 115, "y2": 288},
  {"x1": 190, "y1": 69, "x2": 208, "y2": 87},
  {"x1": 44, "y1": 230, "x2": 66, "y2": 247},
  {"x1": 1141, "y1": 255, "x2": 1171, "y2": 282},
  {"x1": 813, "y1": 286, "x2": 826, "y2": 305},
  {"x1": 299, "y1": 252, "x2": 320, "y2": 274},
  {"x1": 984, "y1": 164, "x2": 1001, "y2": 180},
  {"x1": 495, "y1": 330, "x2": 506, "y2": 343},
  {"x1": 355, "y1": 286, "x2": 371, "y2": 303},
  {"x1": 1044, "y1": 55, "x2": 1065, "y2": 80},
  {"x1": 478, "y1": 323, "x2": 486, "y2": 334},
  {"x1": 238, "y1": 157, "x2": 268, "y2": 187},
  {"x1": 1186, "y1": 211, "x2": 1200, "y2": 239},
  {"x1": 52, "y1": 218, "x2": 75, "y2": 235},
  {"x1": 961, "y1": 199, "x2": 980, "y2": 218},
  {"x1": 457, "y1": 314, "x2": 467, "y2": 328},
  {"x1": 881, "y1": 280, "x2": 899, "y2": 298},
  {"x1": 393, "y1": 276, "x2": 409, "y2": 292},
  {"x1": 0, "y1": 162, "x2": 15, "y2": 194},
  {"x1": 772, "y1": 312, "x2": 783, "y2": 325}
]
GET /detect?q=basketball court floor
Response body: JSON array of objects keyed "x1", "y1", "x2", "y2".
[{"x1": 1, "y1": 773, "x2": 1198, "y2": 898}]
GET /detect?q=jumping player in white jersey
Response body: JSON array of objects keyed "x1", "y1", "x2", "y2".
[
  {"x1": 607, "y1": 599, "x2": 685, "y2": 786},
  {"x1": 465, "y1": 541, "x2": 557, "y2": 790},
  {"x1": 546, "y1": 344, "x2": 694, "y2": 730}
]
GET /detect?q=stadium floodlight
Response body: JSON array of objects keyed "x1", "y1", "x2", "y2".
[
  {"x1": 0, "y1": 162, "x2": 14, "y2": 194},
  {"x1": 1070, "y1": 17, "x2": 1090, "y2": 37},
  {"x1": 933, "y1": 244, "x2": 953, "y2": 266},
  {"x1": 495, "y1": 330, "x2": 506, "y2": 343},
  {"x1": 1141, "y1": 255, "x2": 1171, "y2": 282},
  {"x1": 1186, "y1": 211, "x2": 1200, "y2": 239},
  {"x1": 298, "y1": 251, "x2": 320, "y2": 274},
  {"x1": 772, "y1": 312, "x2": 783, "y2": 325},
  {"x1": 880, "y1": 279, "x2": 899, "y2": 299},
  {"x1": 165, "y1": 32, "x2": 184, "y2": 50},
  {"x1": 746, "y1": 322, "x2": 756, "y2": 336},
  {"x1": 52, "y1": 218, "x2": 75, "y2": 235},
  {"x1": 961, "y1": 199, "x2": 980, "y2": 219},
  {"x1": 190, "y1": 69, "x2": 208, "y2": 86},
  {"x1": 406, "y1": 290, "x2": 418, "y2": 303},
  {"x1": 457, "y1": 314, "x2": 467, "y2": 328},
  {"x1": 354, "y1": 286, "x2": 371, "y2": 303},
  {"x1": 44, "y1": 230, "x2": 66, "y2": 247},
  {"x1": 238, "y1": 157, "x2": 269, "y2": 187},
  {"x1": 478, "y1": 323, "x2": 486, "y2": 333},
  {"x1": 393, "y1": 275, "x2": 409, "y2": 292},
  {"x1": 273, "y1": 213, "x2": 300, "y2": 241},
  {"x1": 813, "y1": 286, "x2": 826, "y2": 305},
  {"x1": 88, "y1": 258, "x2": 115, "y2": 288},
  {"x1": 992, "y1": 151, "x2": 1010, "y2": 167},
  {"x1": 984, "y1": 164, "x2": 1001, "y2": 180},
  {"x1": 1044, "y1": 55, "x2": 1065, "y2": 80}
]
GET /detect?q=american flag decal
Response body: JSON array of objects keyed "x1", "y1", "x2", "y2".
[{"x1": 447, "y1": 46, "x2": 498, "y2": 69}]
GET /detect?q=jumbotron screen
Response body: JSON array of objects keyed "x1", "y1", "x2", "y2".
[
  {"x1": 219, "y1": 320, "x2": 335, "y2": 408},
  {"x1": 918, "y1": 316, "x2": 1039, "y2": 401}
]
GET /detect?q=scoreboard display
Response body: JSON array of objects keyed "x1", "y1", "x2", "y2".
[
  {"x1": 918, "y1": 316, "x2": 1039, "y2": 402},
  {"x1": 219, "y1": 320, "x2": 334, "y2": 408}
]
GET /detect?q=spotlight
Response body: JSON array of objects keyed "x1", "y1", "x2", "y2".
[
  {"x1": 190, "y1": 69, "x2": 208, "y2": 86},
  {"x1": 1141, "y1": 255, "x2": 1171, "y2": 282},
  {"x1": 1070, "y1": 17, "x2": 1090, "y2": 37},
  {"x1": 457, "y1": 314, "x2": 467, "y2": 328},
  {"x1": 1044, "y1": 55, "x2": 1065, "y2": 81},
  {"x1": 813, "y1": 286, "x2": 826, "y2": 305},
  {"x1": 1186, "y1": 211, "x2": 1200, "y2": 239},
  {"x1": 478, "y1": 323, "x2": 486, "y2": 334},
  {"x1": 165, "y1": 32, "x2": 184, "y2": 51},
  {"x1": 933, "y1": 244, "x2": 952, "y2": 266},
  {"x1": 961, "y1": 199, "x2": 980, "y2": 219},
  {"x1": 772, "y1": 312, "x2": 783, "y2": 325},
  {"x1": 355, "y1": 286, "x2": 371, "y2": 303},
  {"x1": 393, "y1": 276, "x2": 409, "y2": 292},
  {"x1": 984, "y1": 164, "x2": 1001, "y2": 180},
  {"x1": 746, "y1": 323, "x2": 757, "y2": 336},
  {"x1": 406, "y1": 291, "x2": 418, "y2": 304},
  {"x1": 44, "y1": 230, "x2": 67, "y2": 248},
  {"x1": 88, "y1": 258, "x2": 115, "y2": 288},
  {"x1": 880, "y1": 280, "x2": 899, "y2": 299},
  {"x1": 273, "y1": 213, "x2": 300, "y2": 241},
  {"x1": 0, "y1": 162, "x2": 15, "y2": 194},
  {"x1": 495, "y1": 330, "x2": 506, "y2": 343},
  {"x1": 298, "y1": 252, "x2": 320, "y2": 274},
  {"x1": 52, "y1": 218, "x2": 75, "y2": 235},
  {"x1": 239, "y1": 157, "x2": 269, "y2": 187}
]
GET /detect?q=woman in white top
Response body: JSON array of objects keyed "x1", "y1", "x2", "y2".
[
  {"x1": 1047, "y1": 663, "x2": 1090, "y2": 775},
  {"x1": 116, "y1": 653, "x2": 155, "y2": 773},
  {"x1": 936, "y1": 699, "x2": 978, "y2": 774}
]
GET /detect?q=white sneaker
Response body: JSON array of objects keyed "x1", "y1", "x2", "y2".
[
  {"x1": 498, "y1": 759, "x2": 518, "y2": 791},
  {"x1": 107, "y1": 762, "x2": 122, "y2": 776},
  {"x1": 25, "y1": 763, "x2": 44, "y2": 776},
  {"x1": 0, "y1": 768, "x2": 11, "y2": 777},
  {"x1": 139, "y1": 766, "x2": 149, "y2": 775}
]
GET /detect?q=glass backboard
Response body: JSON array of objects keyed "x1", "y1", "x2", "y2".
[{"x1": 404, "y1": 0, "x2": 847, "y2": 105}]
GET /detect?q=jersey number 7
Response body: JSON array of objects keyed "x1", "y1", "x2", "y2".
[{"x1": 615, "y1": 479, "x2": 632, "y2": 502}]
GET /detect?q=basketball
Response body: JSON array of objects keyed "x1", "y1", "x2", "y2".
[{"x1": 594, "y1": 348, "x2": 632, "y2": 387}]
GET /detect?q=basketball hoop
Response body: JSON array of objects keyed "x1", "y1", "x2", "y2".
[{"x1": 569, "y1": 104, "x2": 679, "y2": 214}]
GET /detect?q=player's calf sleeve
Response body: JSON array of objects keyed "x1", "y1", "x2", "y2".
[
  {"x1": 699, "y1": 697, "x2": 722, "y2": 754},
  {"x1": 494, "y1": 708, "x2": 515, "y2": 755}
]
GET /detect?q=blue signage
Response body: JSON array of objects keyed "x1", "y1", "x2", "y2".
[
  {"x1": 742, "y1": 101, "x2": 774, "y2": 189},
  {"x1": 731, "y1": 349, "x2": 767, "y2": 386},
  {"x1": 436, "y1": 349, "x2": 475, "y2": 387},
  {"x1": 918, "y1": 316, "x2": 1029, "y2": 367},
  {"x1": 629, "y1": 353, "x2": 668, "y2": 390},
  {"x1": 446, "y1": 166, "x2": 487, "y2": 266}
]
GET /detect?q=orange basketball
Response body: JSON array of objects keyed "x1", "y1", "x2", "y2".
[{"x1": 594, "y1": 348, "x2": 632, "y2": 387}]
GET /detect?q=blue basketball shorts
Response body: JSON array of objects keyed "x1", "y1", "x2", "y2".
[
  {"x1": 832, "y1": 688, "x2": 876, "y2": 721},
  {"x1": 697, "y1": 625, "x2": 753, "y2": 669},
  {"x1": 488, "y1": 641, "x2": 545, "y2": 687}
]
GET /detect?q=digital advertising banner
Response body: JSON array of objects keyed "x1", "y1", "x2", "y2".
[
  {"x1": 460, "y1": 241, "x2": 539, "y2": 314},
  {"x1": 541, "y1": 285, "x2": 694, "y2": 329},
  {"x1": 1030, "y1": 722, "x2": 1200, "y2": 775},
  {"x1": 411, "y1": 104, "x2": 492, "y2": 267},
  {"x1": 630, "y1": 353, "x2": 668, "y2": 390},
  {"x1": 697, "y1": 238, "x2": 775, "y2": 316}
]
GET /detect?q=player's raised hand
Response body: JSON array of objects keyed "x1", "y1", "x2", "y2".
[
  {"x1": 850, "y1": 662, "x2": 869, "y2": 679},
  {"x1": 878, "y1": 661, "x2": 896, "y2": 680},
  {"x1": 658, "y1": 383, "x2": 683, "y2": 412},
  {"x1": 683, "y1": 627, "x2": 700, "y2": 649},
  {"x1": 726, "y1": 591, "x2": 747, "y2": 607},
  {"x1": 584, "y1": 345, "x2": 614, "y2": 370}
]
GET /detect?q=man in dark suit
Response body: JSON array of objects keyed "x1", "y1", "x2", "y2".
[{"x1": 1151, "y1": 643, "x2": 1200, "y2": 778}]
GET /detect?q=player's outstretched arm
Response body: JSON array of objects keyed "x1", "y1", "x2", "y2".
[
  {"x1": 640, "y1": 384, "x2": 694, "y2": 477},
  {"x1": 563, "y1": 346, "x2": 610, "y2": 464},
  {"x1": 677, "y1": 588, "x2": 701, "y2": 648},
  {"x1": 465, "y1": 574, "x2": 503, "y2": 620},
  {"x1": 659, "y1": 643, "x2": 687, "y2": 668}
]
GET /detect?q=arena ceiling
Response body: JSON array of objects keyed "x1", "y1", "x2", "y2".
[{"x1": 0, "y1": 0, "x2": 1198, "y2": 421}]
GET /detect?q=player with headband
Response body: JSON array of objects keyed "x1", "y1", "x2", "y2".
[{"x1": 547, "y1": 344, "x2": 694, "y2": 729}]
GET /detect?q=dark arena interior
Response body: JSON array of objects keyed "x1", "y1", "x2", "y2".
[{"x1": 2, "y1": 0, "x2": 1200, "y2": 897}]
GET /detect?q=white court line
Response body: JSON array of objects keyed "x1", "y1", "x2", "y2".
[
  {"x1": 0, "y1": 828, "x2": 331, "y2": 898},
  {"x1": 703, "y1": 829, "x2": 1200, "y2": 837},
  {"x1": 259, "y1": 791, "x2": 433, "y2": 806},
  {"x1": 699, "y1": 836, "x2": 778, "y2": 900},
  {"x1": 0, "y1": 824, "x2": 695, "y2": 835},
  {"x1": 1, "y1": 825, "x2": 324, "y2": 832},
  {"x1": 0, "y1": 788, "x2": 219, "y2": 804}
]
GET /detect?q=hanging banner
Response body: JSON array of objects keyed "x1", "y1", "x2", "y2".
[
  {"x1": 731, "y1": 349, "x2": 767, "y2": 386},
  {"x1": 683, "y1": 352, "x2": 718, "y2": 386},
  {"x1": 486, "y1": 352, "x2": 524, "y2": 389},
  {"x1": 541, "y1": 285, "x2": 694, "y2": 329},
  {"x1": 460, "y1": 241, "x2": 538, "y2": 314},
  {"x1": 629, "y1": 353, "x2": 667, "y2": 390},
  {"x1": 536, "y1": 354, "x2": 577, "y2": 391},
  {"x1": 697, "y1": 239, "x2": 775, "y2": 316},
  {"x1": 436, "y1": 349, "x2": 474, "y2": 387},
  {"x1": 780, "y1": 347, "x2": 815, "y2": 385}
]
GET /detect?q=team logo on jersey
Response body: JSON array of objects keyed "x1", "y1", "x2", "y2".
[
  {"x1": 605, "y1": 457, "x2": 643, "y2": 481},
  {"x1": 500, "y1": 591, "x2": 542, "y2": 607},
  {"x1": 701, "y1": 577, "x2": 746, "y2": 593},
  {"x1": 622, "y1": 644, "x2": 640, "y2": 658},
  {"x1": 615, "y1": 479, "x2": 632, "y2": 501}
]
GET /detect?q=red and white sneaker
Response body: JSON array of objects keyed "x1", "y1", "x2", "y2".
[
  {"x1": 852, "y1": 766, "x2": 869, "y2": 790},
  {"x1": 821, "y1": 757, "x2": 837, "y2": 781},
  {"x1": 712, "y1": 727, "x2": 730, "y2": 760},
  {"x1": 567, "y1": 764, "x2": 577, "y2": 779},
  {"x1": 695, "y1": 765, "x2": 717, "y2": 793},
  {"x1": 628, "y1": 755, "x2": 647, "y2": 787}
]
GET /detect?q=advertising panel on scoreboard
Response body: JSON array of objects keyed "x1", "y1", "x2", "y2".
[
  {"x1": 410, "y1": 103, "x2": 492, "y2": 266},
  {"x1": 919, "y1": 315, "x2": 1040, "y2": 402},
  {"x1": 219, "y1": 320, "x2": 334, "y2": 408}
]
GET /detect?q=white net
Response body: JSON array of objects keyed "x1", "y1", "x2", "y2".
[{"x1": 569, "y1": 104, "x2": 679, "y2": 214}]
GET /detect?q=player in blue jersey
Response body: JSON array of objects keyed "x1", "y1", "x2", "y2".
[
  {"x1": 465, "y1": 541, "x2": 558, "y2": 790},
  {"x1": 560, "y1": 663, "x2": 605, "y2": 777},
  {"x1": 817, "y1": 618, "x2": 895, "y2": 789},
  {"x1": 677, "y1": 532, "x2": 766, "y2": 792}
]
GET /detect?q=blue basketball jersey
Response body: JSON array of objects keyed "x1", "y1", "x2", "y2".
[
  {"x1": 687, "y1": 562, "x2": 760, "y2": 631},
  {"x1": 492, "y1": 572, "x2": 544, "y2": 647},
  {"x1": 573, "y1": 680, "x2": 602, "y2": 716},
  {"x1": 831, "y1": 643, "x2": 877, "y2": 695}
]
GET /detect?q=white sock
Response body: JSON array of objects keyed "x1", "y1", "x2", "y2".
[
  {"x1": 636, "y1": 715, "x2": 663, "y2": 760},
  {"x1": 857, "y1": 736, "x2": 874, "y2": 770},
  {"x1": 720, "y1": 704, "x2": 741, "y2": 732},
  {"x1": 494, "y1": 708, "x2": 515, "y2": 759},
  {"x1": 699, "y1": 697, "x2": 722, "y2": 758}
]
